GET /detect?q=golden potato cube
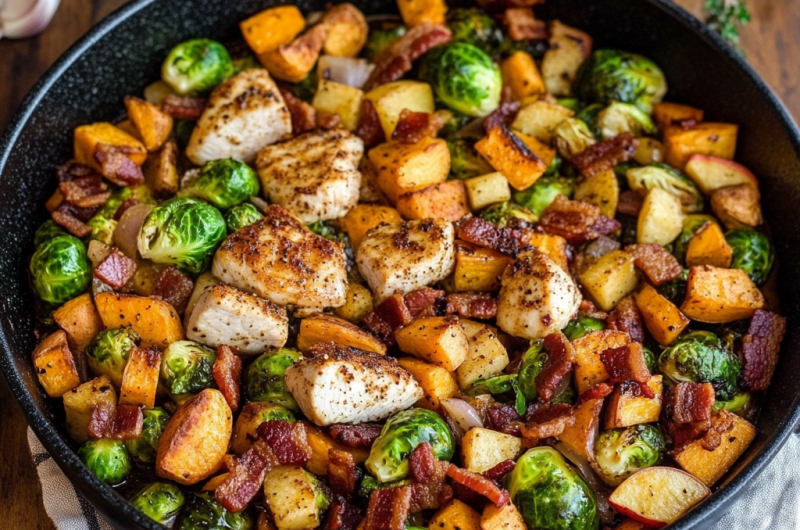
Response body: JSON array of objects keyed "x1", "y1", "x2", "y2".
[
  {"x1": 462, "y1": 427, "x2": 522, "y2": 473},
  {"x1": 475, "y1": 127, "x2": 548, "y2": 191},
  {"x1": 398, "y1": 357, "x2": 459, "y2": 410},
  {"x1": 454, "y1": 242, "x2": 513, "y2": 292},
  {"x1": 573, "y1": 330, "x2": 630, "y2": 393},
  {"x1": 396, "y1": 180, "x2": 471, "y2": 222},
  {"x1": 312, "y1": 79, "x2": 364, "y2": 131},
  {"x1": 635, "y1": 283, "x2": 690, "y2": 346},
  {"x1": 119, "y1": 346, "x2": 162, "y2": 409},
  {"x1": 259, "y1": 25, "x2": 326, "y2": 83},
  {"x1": 681, "y1": 265, "x2": 764, "y2": 323},
  {"x1": 63, "y1": 376, "x2": 116, "y2": 443},
  {"x1": 264, "y1": 466, "x2": 321, "y2": 530},
  {"x1": 232, "y1": 402, "x2": 294, "y2": 455},
  {"x1": 340, "y1": 204, "x2": 403, "y2": 250},
  {"x1": 143, "y1": 140, "x2": 179, "y2": 198},
  {"x1": 633, "y1": 137, "x2": 665, "y2": 166},
  {"x1": 124, "y1": 96, "x2": 173, "y2": 152},
  {"x1": 430, "y1": 500, "x2": 482, "y2": 530},
  {"x1": 541, "y1": 32, "x2": 585, "y2": 96},
  {"x1": 579, "y1": 250, "x2": 640, "y2": 312},
  {"x1": 556, "y1": 397, "x2": 604, "y2": 463},
  {"x1": 481, "y1": 502, "x2": 527, "y2": 530},
  {"x1": 653, "y1": 102, "x2": 704, "y2": 131},
  {"x1": 369, "y1": 137, "x2": 450, "y2": 203},
  {"x1": 321, "y1": 3, "x2": 369, "y2": 57},
  {"x1": 710, "y1": 183, "x2": 763, "y2": 230},
  {"x1": 511, "y1": 100, "x2": 575, "y2": 143},
  {"x1": 456, "y1": 327, "x2": 509, "y2": 389},
  {"x1": 395, "y1": 316, "x2": 469, "y2": 371},
  {"x1": 465, "y1": 172, "x2": 512, "y2": 210},
  {"x1": 663, "y1": 123, "x2": 738, "y2": 170},
  {"x1": 459, "y1": 319, "x2": 488, "y2": 340},
  {"x1": 637, "y1": 187, "x2": 685, "y2": 246},
  {"x1": 685, "y1": 221, "x2": 733, "y2": 268},
  {"x1": 366, "y1": 80, "x2": 435, "y2": 138},
  {"x1": 501, "y1": 51, "x2": 546, "y2": 101},
  {"x1": 95, "y1": 292, "x2": 185, "y2": 349},
  {"x1": 574, "y1": 169, "x2": 619, "y2": 218},
  {"x1": 52, "y1": 293, "x2": 103, "y2": 353},
  {"x1": 398, "y1": 0, "x2": 447, "y2": 26},
  {"x1": 240, "y1": 5, "x2": 305, "y2": 55},
  {"x1": 528, "y1": 232, "x2": 569, "y2": 272},
  {"x1": 604, "y1": 375, "x2": 663, "y2": 429},
  {"x1": 303, "y1": 423, "x2": 369, "y2": 476},
  {"x1": 333, "y1": 283, "x2": 375, "y2": 323},
  {"x1": 74, "y1": 122, "x2": 147, "y2": 169},
  {"x1": 32, "y1": 330, "x2": 80, "y2": 398},
  {"x1": 297, "y1": 313, "x2": 386, "y2": 354}
]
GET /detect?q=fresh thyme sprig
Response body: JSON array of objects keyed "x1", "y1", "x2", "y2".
[{"x1": 704, "y1": 0, "x2": 752, "y2": 54}]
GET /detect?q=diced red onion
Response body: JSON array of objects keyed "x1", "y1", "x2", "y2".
[
  {"x1": 442, "y1": 398, "x2": 484, "y2": 432},
  {"x1": 317, "y1": 55, "x2": 375, "y2": 89}
]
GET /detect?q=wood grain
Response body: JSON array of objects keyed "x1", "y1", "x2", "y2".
[{"x1": 0, "y1": 0, "x2": 798, "y2": 528}]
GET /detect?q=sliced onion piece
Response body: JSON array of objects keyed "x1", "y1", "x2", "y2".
[
  {"x1": 317, "y1": 55, "x2": 375, "y2": 89},
  {"x1": 0, "y1": 0, "x2": 60, "y2": 39},
  {"x1": 114, "y1": 203, "x2": 153, "y2": 260},
  {"x1": 442, "y1": 398, "x2": 484, "y2": 432},
  {"x1": 553, "y1": 441, "x2": 615, "y2": 526}
]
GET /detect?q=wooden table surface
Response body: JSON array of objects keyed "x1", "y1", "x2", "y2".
[{"x1": 1, "y1": 0, "x2": 799, "y2": 527}]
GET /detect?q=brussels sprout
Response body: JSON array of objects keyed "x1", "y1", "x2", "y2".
[
  {"x1": 596, "y1": 102, "x2": 657, "y2": 139},
  {"x1": 176, "y1": 491, "x2": 254, "y2": 530},
  {"x1": 162, "y1": 39, "x2": 234, "y2": 95},
  {"x1": 726, "y1": 229, "x2": 775, "y2": 286},
  {"x1": 673, "y1": 215, "x2": 718, "y2": 264},
  {"x1": 130, "y1": 482, "x2": 185, "y2": 525},
  {"x1": 225, "y1": 203, "x2": 264, "y2": 233},
  {"x1": 307, "y1": 470, "x2": 331, "y2": 511},
  {"x1": 179, "y1": 159, "x2": 261, "y2": 209},
  {"x1": 642, "y1": 346, "x2": 657, "y2": 374},
  {"x1": 364, "y1": 25, "x2": 406, "y2": 62},
  {"x1": 33, "y1": 220, "x2": 66, "y2": 246},
  {"x1": 366, "y1": 408, "x2": 455, "y2": 483},
  {"x1": 447, "y1": 8, "x2": 504, "y2": 54},
  {"x1": 86, "y1": 327, "x2": 139, "y2": 386},
  {"x1": 658, "y1": 331, "x2": 743, "y2": 401},
  {"x1": 554, "y1": 118, "x2": 597, "y2": 160},
  {"x1": 161, "y1": 340, "x2": 217, "y2": 395},
  {"x1": 138, "y1": 197, "x2": 227, "y2": 274},
  {"x1": 468, "y1": 374, "x2": 526, "y2": 415},
  {"x1": 125, "y1": 407, "x2": 171, "y2": 464},
  {"x1": 556, "y1": 98, "x2": 583, "y2": 112},
  {"x1": 480, "y1": 201, "x2": 537, "y2": 227},
  {"x1": 563, "y1": 317, "x2": 606, "y2": 341},
  {"x1": 175, "y1": 119, "x2": 197, "y2": 149},
  {"x1": 593, "y1": 425, "x2": 666, "y2": 486},
  {"x1": 518, "y1": 340, "x2": 546, "y2": 401},
  {"x1": 419, "y1": 43, "x2": 502, "y2": 118},
  {"x1": 514, "y1": 175, "x2": 575, "y2": 217},
  {"x1": 714, "y1": 391, "x2": 751, "y2": 416},
  {"x1": 358, "y1": 475, "x2": 379, "y2": 498},
  {"x1": 626, "y1": 164, "x2": 703, "y2": 213},
  {"x1": 307, "y1": 220, "x2": 348, "y2": 244},
  {"x1": 30, "y1": 234, "x2": 91, "y2": 306},
  {"x1": 87, "y1": 216, "x2": 118, "y2": 245},
  {"x1": 447, "y1": 139, "x2": 494, "y2": 180},
  {"x1": 506, "y1": 447, "x2": 599, "y2": 530},
  {"x1": 246, "y1": 348, "x2": 302, "y2": 410},
  {"x1": 575, "y1": 104, "x2": 604, "y2": 139},
  {"x1": 657, "y1": 268, "x2": 689, "y2": 305},
  {"x1": 574, "y1": 49, "x2": 667, "y2": 113},
  {"x1": 78, "y1": 439, "x2": 131, "y2": 486}
]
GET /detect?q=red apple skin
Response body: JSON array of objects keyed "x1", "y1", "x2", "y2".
[
  {"x1": 685, "y1": 154, "x2": 759, "y2": 191},
  {"x1": 608, "y1": 500, "x2": 667, "y2": 528}
]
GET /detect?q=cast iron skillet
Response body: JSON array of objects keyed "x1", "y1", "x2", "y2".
[{"x1": 2, "y1": 0, "x2": 800, "y2": 528}]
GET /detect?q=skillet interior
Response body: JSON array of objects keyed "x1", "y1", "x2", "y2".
[{"x1": 1, "y1": 0, "x2": 800, "y2": 528}]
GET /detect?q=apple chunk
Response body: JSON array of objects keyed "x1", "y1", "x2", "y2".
[
  {"x1": 608, "y1": 467, "x2": 710, "y2": 528},
  {"x1": 684, "y1": 155, "x2": 758, "y2": 195}
]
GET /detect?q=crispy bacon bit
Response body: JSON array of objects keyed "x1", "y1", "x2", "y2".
[
  {"x1": 519, "y1": 413, "x2": 574, "y2": 442},
  {"x1": 538, "y1": 195, "x2": 621, "y2": 245},
  {"x1": 56, "y1": 200, "x2": 100, "y2": 222},
  {"x1": 405, "y1": 288, "x2": 446, "y2": 318},
  {"x1": 391, "y1": 110, "x2": 444, "y2": 144},
  {"x1": 484, "y1": 101, "x2": 521, "y2": 132},
  {"x1": 742, "y1": 309, "x2": 787, "y2": 391},
  {"x1": 355, "y1": 99, "x2": 386, "y2": 149},
  {"x1": 329, "y1": 449, "x2": 359, "y2": 497},
  {"x1": 619, "y1": 379, "x2": 656, "y2": 399},
  {"x1": 572, "y1": 132, "x2": 636, "y2": 178},
  {"x1": 108, "y1": 404, "x2": 144, "y2": 440},
  {"x1": 215, "y1": 439, "x2": 277, "y2": 512},
  {"x1": 94, "y1": 144, "x2": 144, "y2": 186},
  {"x1": 409, "y1": 442, "x2": 435, "y2": 484},
  {"x1": 502, "y1": 8, "x2": 547, "y2": 41},
  {"x1": 607, "y1": 296, "x2": 644, "y2": 343},
  {"x1": 365, "y1": 24, "x2": 452, "y2": 90},
  {"x1": 446, "y1": 293, "x2": 499, "y2": 320},
  {"x1": 364, "y1": 486, "x2": 413, "y2": 530},
  {"x1": 666, "y1": 382, "x2": 716, "y2": 424},
  {"x1": 488, "y1": 403, "x2": 523, "y2": 435},
  {"x1": 57, "y1": 161, "x2": 98, "y2": 183},
  {"x1": 535, "y1": 332, "x2": 576, "y2": 403},
  {"x1": 525, "y1": 402, "x2": 573, "y2": 424},
  {"x1": 669, "y1": 420, "x2": 712, "y2": 452},
  {"x1": 281, "y1": 90, "x2": 318, "y2": 134},
  {"x1": 51, "y1": 209, "x2": 93, "y2": 237},
  {"x1": 699, "y1": 409, "x2": 737, "y2": 451},
  {"x1": 213, "y1": 345, "x2": 242, "y2": 412},
  {"x1": 457, "y1": 216, "x2": 532, "y2": 257},
  {"x1": 578, "y1": 382, "x2": 614, "y2": 403},
  {"x1": 329, "y1": 423, "x2": 383, "y2": 448},
  {"x1": 93, "y1": 248, "x2": 137, "y2": 289},
  {"x1": 152, "y1": 266, "x2": 195, "y2": 314},
  {"x1": 318, "y1": 110, "x2": 343, "y2": 129},
  {"x1": 483, "y1": 460, "x2": 516, "y2": 482},
  {"x1": 256, "y1": 420, "x2": 312, "y2": 465},
  {"x1": 362, "y1": 293, "x2": 415, "y2": 345},
  {"x1": 324, "y1": 497, "x2": 364, "y2": 530},
  {"x1": 409, "y1": 460, "x2": 449, "y2": 512},
  {"x1": 446, "y1": 464, "x2": 510, "y2": 507},
  {"x1": 601, "y1": 343, "x2": 651, "y2": 384},
  {"x1": 624, "y1": 244, "x2": 683, "y2": 286},
  {"x1": 88, "y1": 402, "x2": 115, "y2": 440},
  {"x1": 59, "y1": 175, "x2": 110, "y2": 209},
  {"x1": 162, "y1": 94, "x2": 207, "y2": 120},
  {"x1": 618, "y1": 190, "x2": 644, "y2": 217},
  {"x1": 113, "y1": 198, "x2": 139, "y2": 221}
]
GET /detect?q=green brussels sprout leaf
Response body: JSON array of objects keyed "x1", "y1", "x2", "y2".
[
  {"x1": 246, "y1": 348, "x2": 302, "y2": 410},
  {"x1": 179, "y1": 159, "x2": 260, "y2": 209},
  {"x1": 78, "y1": 439, "x2": 132, "y2": 486},
  {"x1": 162, "y1": 39, "x2": 234, "y2": 95},
  {"x1": 594, "y1": 425, "x2": 666, "y2": 486},
  {"x1": 30, "y1": 234, "x2": 92, "y2": 306},
  {"x1": 161, "y1": 340, "x2": 217, "y2": 395},
  {"x1": 87, "y1": 327, "x2": 140, "y2": 386},
  {"x1": 125, "y1": 407, "x2": 171, "y2": 464},
  {"x1": 626, "y1": 164, "x2": 703, "y2": 213},
  {"x1": 130, "y1": 482, "x2": 185, "y2": 525}
]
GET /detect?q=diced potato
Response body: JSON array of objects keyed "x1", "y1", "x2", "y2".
[
  {"x1": 633, "y1": 137, "x2": 665, "y2": 166},
  {"x1": 202, "y1": 473, "x2": 230, "y2": 492},
  {"x1": 396, "y1": 316, "x2": 469, "y2": 371},
  {"x1": 95, "y1": 293, "x2": 185, "y2": 348},
  {"x1": 232, "y1": 402, "x2": 294, "y2": 455},
  {"x1": 511, "y1": 100, "x2": 574, "y2": 143},
  {"x1": 653, "y1": 102, "x2": 704, "y2": 131},
  {"x1": 430, "y1": 500, "x2": 482, "y2": 530},
  {"x1": 465, "y1": 172, "x2": 512, "y2": 210},
  {"x1": 184, "y1": 272, "x2": 220, "y2": 323},
  {"x1": 481, "y1": 502, "x2": 527, "y2": 530},
  {"x1": 685, "y1": 221, "x2": 733, "y2": 268},
  {"x1": 398, "y1": 357, "x2": 459, "y2": 410},
  {"x1": 456, "y1": 327, "x2": 509, "y2": 389},
  {"x1": 333, "y1": 283, "x2": 375, "y2": 323},
  {"x1": 573, "y1": 330, "x2": 630, "y2": 393},
  {"x1": 459, "y1": 319, "x2": 488, "y2": 340},
  {"x1": 398, "y1": 0, "x2": 446, "y2": 26},
  {"x1": 156, "y1": 389, "x2": 232, "y2": 485},
  {"x1": 369, "y1": 137, "x2": 450, "y2": 203},
  {"x1": 574, "y1": 169, "x2": 619, "y2": 218},
  {"x1": 541, "y1": 24, "x2": 587, "y2": 96},
  {"x1": 63, "y1": 376, "x2": 116, "y2": 443},
  {"x1": 556, "y1": 397, "x2": 604, "y2": 463},
  {"x1": 528, "y1": 233, "x2": 569, "y2": 272},
  {"x1": 579, "y1": 250, "x2": 640, "y2": 312},
  {"x1": 396, "y1": 180, "x2": 471, "y2": 221},
  {"x1": 264, "y1": 466, "x2": 321, "y2": 530},
  {"x1": 31, "y1": 330, "x2": 81, "y2": 398},
  {"x1": 710, "y1": 184, "x2": 763, "y2": 229},
  {"x1": 453, "y1": 242, "x2": 513, "y2": 293},
  {"x1": 663, "y1": 123, "x2": 738, "y2": 170},
  {"x1": 143, "y1": 141, "x2": 179, "y2": 198},
  {"x1": 321, "y1": 3, "x2": 369, "y2": 57},
  {"x1": 297, "y1": 313, "x2": 386, "y2": 354},
  {"x1": 462, "y1": 427, "x2": 522, "y2": 473},
  {"x1": 124, "y1": 96, "x2": 173, "y2": 152},
  {"x1": 52, "y1": 293, "x2": 103, "y2": 353},
  {"x1": 501, "y1": 51, "x2": 546, "y2": 101},
  {"x1": 475, "y1": 127, "x2": 548, "y2": 191},
  {"x1": 303, "y1": 423, "x2": 369, "y2": 476},
  {"x1": 240, "y1": 5, "x2": 305, "y2": 55},
  {"x1": 88, "y1": 240, "x2": 113, "y2": 268},
  {"x1": 119, "y1": 346, "x2": 162, "y2": 409},
  {"x1": 74, "y1": 122, "x2": 147, "y2": 170},
  {"x1": 635, "y1": 284, "x2": 690, "y2": 346},
  {"x1": 259, "y1": 25, "x2": 326, "y2": 83},
  {"x1": 637, "y1": 187, "x2": 685, "y2": 245},
  {"x1": 312, "y1": 79, "x2": 364, "y2": 131},
  {"x1": 366, "y1": 80, "x2": 435, "y2": 138},
  {"x1": 673, "y1": 412, "x2": 756, "y2": 486},
  {"x1": 604, "y1": 375, "x2": 663, "y2": 429},
  {"x1": 340, "y1": 204, "x2": 403, "y2": 250},
  {"x1": 681, "y1": 265, "x2": 764, "y2": 323}
]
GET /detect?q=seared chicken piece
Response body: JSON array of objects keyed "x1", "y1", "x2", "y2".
[
  {"x1": 186, "y1": 69, "x2": 292, "y2": 165},
  {"x1": 285, "y1": 342, "x2": 423, "y2": 425},
  {"x1": 186, "y1": 283, "x2": 288, "y2": 354},
  {"x1": 212, "y1": 205, "x2": 348, "y2": 310},
  {"x1": 356, "y1": 218, "x2": 455, "y2": 303},
  {"x1": 497, "y1": 250, "x2": 582, "y2": 340}
]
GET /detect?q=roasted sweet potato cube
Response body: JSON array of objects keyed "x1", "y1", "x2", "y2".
[
  {"x1": 119, "y1": 346, "x2": 162, "y2": 409},
  {"x1": 143, "y1": 141, "x2": 179, "y2": 198},
  {"x1": 302, "y1": 422, "x2": 369, "y2": 476},
  {"x1": 32, "y1": 330, "x2": 80, "y2": 398},
  {"x1": 579, "y1": 250, "x2": 640, "y2": 312},
  {"x1": 475, "y1": 127, "x2": 548, "y2": 191},
  {"x1": 710, "y1": 184, "x2": 763, "y2": 229},
  {"x1": 369, "y1": 137, "x2": 450, "y2": 204},
  {"x1": 461, "y1": 427, "x2": 522, "y2": 473},
  {"x1": 663, "y1": 122, "x2": 738, "y2": 170},
  {"x1": 395, "y1": 316, "x2": 469, "y2": 371},
  {"x1": 52, "y1": 293, "x2": 104, "y2": 353},
  {"x1": 653, "y1": 102, "x2": 704, "y2": 131},
  {"x1": 240, "y1": 5, "x2": 305, "y2": 55},
  {"x1": 95, "y1": 292, "x2": 185, "y2": 348},
  {"x1": 332, "y1": 283, "x2": 374, "y2": 323},
  {"x1": 556, "y1": 397, "x2": 604, "y2": 463},
  {"x1": 456, "y1": 327, "x2": 509, "y2": 389},
  {"x1": 604, "y1": 375, "x2": 663, "y2": 429},
  {"x1": 297, "y1": 313, "x2": 386, "y2": 354},
  {"x1": 397, "y1": 0, "x2": 447, "y2": 26},
  {"x1": 573, "y1": 330, "x2": 630, "y2": 393},
  {"x1": 63, "y1": 376, "x2": 117, "y2": 443},
  {"x1": 685, "y1": 221, "x2": 733, "y2": 268},
  {"x1": 321, "y1": 3, "x2": 369, "y2": 57},
  {"x1": 453, "y1": 242, "x2": 513, "y2": 293},
  {"x1": 681, "y1": 265, "x2": 764, "y2": 323},
  {"x1": 340, "y1": 204, "x2": 403, "y2": 250},
  {"x1": 431, "y1": 500, "x2": 482, "y2": 530},
  {"x1": 74, "y1": 122, "x2": 147, "y2": 169},
  {"x1": 635, "y1": 283, "x2": 690, "y2": 346},
  {"x1": 396, "y1": 180, "x2": 470, "y2": 221},
  {"x1": 398, "y1": 357, "x2": 459, "y2": 410},
  {"x1": 501, "y1": 51, "x2": 546, "y2": 101},
  {"x1": 528, "y1": 232, "x2": 569, "y2": 272},
  {"x1": 124, "y1": 96, "x2": 173, "y2": 151},
  {"x1": 259, "y1": 24, "x2": 326, "y2": 83}
]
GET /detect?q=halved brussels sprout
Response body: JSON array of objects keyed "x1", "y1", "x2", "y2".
[
  {"x1": 176, "y1": 491, "x2": 254, "y2": 530},
  {"x1": 673, "y1": 215, "x2": 718, "y2": 265},
  {"x1": 447, "y1": 139, "x2": 494, "y2": 180},
  {"x1": 307, "y1": 220, "x2": 349, "y2": 244},
  {"x1": 130, "y1": 482, "x2": 185, "y2": 525},
  {"x1": 87, "y1": 216, "x2": 118, "y2": 246},
  {"x1": 179, "y1": 159, "x2": 260, "y2": 209},
  {"x1": 514, "y1": 175, "x2": 575, "y2": 217},
  {"x1": 726, "y1": 229, "x2": 775, "y2": 286},
  {"x1": 597, "y1": 102, "x2": 657, "y2": 139},
  {"x1": 480, "y1": 201, "x2": 537, "y2": 227},
  {"x1": 78, "y1": 439, "x2": 131, "y2": 486},
  {"x1": 518, "y1": 340, "x2": 545, "y2": 401},
  {"x1": 554, "y1": 118, "x2": 597, "y2": 159},
  {"x1": 446, "y1": 8, "x2": 504, "y2": 54},
  {"x1": 86, "y1": 327, "x2": 140, "y2": 386},
  {"x1": 225, "y1": 203, "x2": 264, "y2": 233},
  {"x1": 642, "y1": 346, "x2": 657, "y2": 374},
  {"x1": 161, "y1": 340, "x2": 217, "y2": 396},
  {"x1": 33, "y1": 220, "x2": 67, "y2": 247},
  {"x1": 563, "y1": 317, "x2": 606, "y2": 341},
  {"x1": 125, "y1": 407, "x2": 171, "y2": 464},
  {"x1": 626, "y1": 164, "x2": 704, "y2": 213},
  {"x1": 714, "y1": 391, "x2": 751, "y2": 416},
  {"x1": 575, "y1": 103, "x2": 604, "y2": 139},
  {"x1": 594, "y1": 425, "x2": 666, "y2": 486},
  {"x1": 246, "y1": 348, "x2": 302, "y2": 410},
  {"x1": 162, "y1": 39, "x2": 234, "y2": 95},
  {"x1": 30, "y1": 234, "x2": 92, "y2": 306}
]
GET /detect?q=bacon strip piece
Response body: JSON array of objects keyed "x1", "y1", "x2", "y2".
[
  {"x1": 52, "y1": 209, "x2": 93, "y2": 238},
  {"x1": 355, "y1": 99, "x2": 385, "y2": 149},
  {"x1": 457, "y1": 216, "x2": 532, "y2": 257},
  {"x1": 329, "y1": 449, "x2": 359, "y2": 498},
  {"x1": 281, "y1": 90, "x2": 318, "y2": 134},
  {"x1": 215, "y1": 439, "x2": 278, "y2": 512},
  {"x1": 364, "y1": 486, "x2": 413, "y2": 530},
  {"x1": 618, "y1": 190, "x2": 644, "y2": 217},
  {"x1": 446, "y1": 464, "x2": 510, "y2": 507},
  {"x1": 625, "y1": 244, "x2": 683, "y2": 286},
  {"x1": 405, "y1": 288, "x2": 446, "y2": 318},
  {"x1": 700, "y1": 409, "x2": 736, "y2": 451},
  {"x1": 94, "y1": 144, "x2": 144, "y2": 186},
  {"x1": 365, "y1": 24, "x2": 452, "y2": 90},
  {"x1": 57, "y1": 161, "x2": 99, "y2": 183},
  {"x1": 93, "y1": 248, "x2": 137, "y2": 289},
  {"x1": 324, "y1": 496, "x2": 364, "y2": 530},
  {"x1": 107, "y1": 404, "x2": 144, "y2": 440},
  {"x1": 329, "y1": 423, "x2": 384, "y2": 448},
  {"x1": 162, "y1": 94, "x2": 207, "y2": 120},
  {"x1": 502, "y1": 8, "x2": 547, "y2": 41},
  {"x1": 600, "y1": 343, "x2": 651, "y2": 384},
  {"x1": 572, "y1": 132, "x2": 636, "y2": 178},
  {"x1": 667, "y1": 382, "x2": 715, "y2": 424},
  {"x1": 538, "y1": 195, "x2": 621, "y2": 245},
  {"x1": 88, "y1": 403, "x2": 115, "y2": 440},
  {"x1": 488, "y1": 403, "x2": 523, "y2": 435},
  {"x1": 483, "y1": 460, "x2": 516, "y2": 482},
  {"x1": 59, "y1": 175, "x2": 110, "y2": 208},
  {"x1": 742, "y1": 309, "x2": 787, "y2": 391},
  {"x1": 409, "y1": 460, "x2": 450, "y2": 513},
  {"x1": 152, "y1": 266, "x2": 195, "y2": 314},
  {"x1": 256, "y1": 420, "x2": 313, "y2": 465},
  {"x1": 392, "y1": 110, "x2": 444, "y2": 144},
  {"x1": 56, "y1": 199, "x2": 100, "y2": 221},
  {"x1": 446, "y1": 293, "x2": 498, "y2": 320},
  {"x1": 409, "y1": 441, "x2": 435, "y2": 484},
  {"x1": 213, "y1": 345, "x2": 242, "y2": 413},
  {"x1": 362, "y1": 293, "x2": 414, "y2": 345},
  {"x1": 607, "y1": 296, "x2": 644, "y2": 343},
  {"x1": 535, "y1": 332, "x2": 576, "y2": 403},
  {"x1": 577, "y1": 382, "x2": 613, "y2": 403}
]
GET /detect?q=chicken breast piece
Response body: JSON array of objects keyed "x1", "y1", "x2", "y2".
[
  {"x1": 186, "y1": 69, "x2": 292, "y2": 165},
  {"x1": 497, "y1": 250, "x2": 582, "y2": 340},
  {"x1": 356, "y1": 218, "x2": 455, "y2": 303},
  {"x1": 285, "y1": 342, "x2": 423, "y2": 425},
  {"x1": 186, "y1": 283, "x2": 288, "y2": 354},
  {"x1": 257, "y1": 129, "x2": 364, "y2": 223},
  {"x1": 212, "y1": 205, "x2": 348, "y2": 310}
]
